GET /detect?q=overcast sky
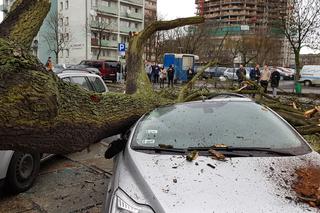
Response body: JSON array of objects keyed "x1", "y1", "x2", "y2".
[
  {"x1": 158, "y1": 0, "x2": 196, "y2": 19},
  {"x1": 0, "y1": 0, "x2": 314, "y2": 54},
  {"x1": 0, "y1": 0, "x2": 195, "y2": 21}
]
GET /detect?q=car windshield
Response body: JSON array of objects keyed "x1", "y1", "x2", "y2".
[{"x1": 132, "y1": 101, "x2": 310, "y2": 154}]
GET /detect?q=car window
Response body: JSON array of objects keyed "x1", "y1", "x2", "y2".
[
  {"x1": 88, "y1": 76, "x2": 107, "y2": 93},
  {"x1": 106, "y1": 61, "x2": 118, "y2": 68},
  {"x1": 132, "y1": 101, "x2": 310, "y2": 153},
  {"x1": 70, "y1": 76, "x2": 94, "y2": 91},
  {"x1": 62, "y1": 77, "x2": 71, "y2": 82}
]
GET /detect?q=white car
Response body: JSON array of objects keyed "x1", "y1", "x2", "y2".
[
  {"x1": 0, "y1": 70, "x2": 108, "y2": 193},
  {"x1": 103, "y1": 95, "x2": 319, "y2": 213},
  {"x1": 299, "y1": 65, "x2": 320, "y2": 86}
]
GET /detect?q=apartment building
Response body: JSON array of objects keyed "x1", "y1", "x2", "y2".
[
  {"x1": 195, "y1": 0, "x2": 295, "y2": 67},
  {"x1": 58, "y1": 0, "x2": 145, "y2": 64},
  {"x1": 1, "y1": 0, "x2": 145, "y2": 64}
]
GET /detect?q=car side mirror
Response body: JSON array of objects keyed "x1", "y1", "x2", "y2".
[{"x1": 104, "y1": 138, "x2": 127, "y2": 159}]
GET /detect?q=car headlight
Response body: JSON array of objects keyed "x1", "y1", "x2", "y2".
[{"x1": 111, "y1": 188, "x2": 154, "y2": 213}]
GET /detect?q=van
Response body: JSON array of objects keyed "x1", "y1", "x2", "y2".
[
  {"x1": 299, "y1": 65, "x2": 320, "y2": 86},
  {"x1": 79, "y1": 60, "x2": 119, "y2": 82}
]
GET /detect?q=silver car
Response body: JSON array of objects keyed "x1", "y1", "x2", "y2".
[
  {"x1": 103, "y1": 95, "x2": 319, "y2": 213},
  {"x1": 0, "y1": 71, "x2": 108, "y2": 194}
]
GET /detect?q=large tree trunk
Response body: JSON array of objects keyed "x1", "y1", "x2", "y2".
[{"x1": 0, "y1": 1, "x2": 205, "y2": 154}]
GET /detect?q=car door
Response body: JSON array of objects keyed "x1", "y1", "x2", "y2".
[
  {"x1": 70, "y1": 76, "x2": 95, "y2": 92},
  {"x1": 87, "y1": 76, "x2": 109, "y2": 93}
]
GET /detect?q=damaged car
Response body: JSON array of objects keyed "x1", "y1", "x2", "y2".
[{"x1": 103, "y1": 94, "x2": 320, "y2": 213}]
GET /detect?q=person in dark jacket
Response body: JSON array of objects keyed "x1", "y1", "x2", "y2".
[
  {"x1": 153, "y1": 64, "x2": 160, "y2": 84},
  {"x1": 187, "y1": 67, "x2": 194, "y2": 82},
  {"x1": 270, "y1": 68, "x2": 281, "y2": 97},
  {"x1": 236, "y1": 64, "x2": 246, "y2": 87},
  {"x1": 250, "y1": 64, "x2": 261, "y2": 83},
  {"x1": 167, "y1": 65, "x2": 175, "y2": 88}
]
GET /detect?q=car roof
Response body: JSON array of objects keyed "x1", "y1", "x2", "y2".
[{"x1": 57, "y1": 70, "x2": 101, "y2": 78}]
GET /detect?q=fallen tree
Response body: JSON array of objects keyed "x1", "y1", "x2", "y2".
[
  {"x1": 0, "y1": 0, "x2": 319, "y2": 155},
  {"x1": 0, "y1": 0, "x2": 204, "y2": 154}
]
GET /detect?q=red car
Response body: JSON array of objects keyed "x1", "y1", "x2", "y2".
[{"x1": 79, "y1": 60, "x2": 119, "y2": 82}]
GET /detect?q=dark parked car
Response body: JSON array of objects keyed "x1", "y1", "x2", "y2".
[{"x1": 79, "y1": 60, "x2": 119, "y2": 82}]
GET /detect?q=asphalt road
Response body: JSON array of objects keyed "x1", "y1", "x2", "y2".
[
  {"x1": 275, "y1": 80, "x2": 320, "y2": 94},
  {"x1": 0, "y1": 139, "x2": 116, "y2": 213}
]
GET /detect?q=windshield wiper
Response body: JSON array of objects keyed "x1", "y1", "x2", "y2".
[
  {"x1": 187, "y1": 146, "x2": 295, "y2": 156},
  {"x1": 132, "y1": 146, "x2": 186, "y2": 154}
]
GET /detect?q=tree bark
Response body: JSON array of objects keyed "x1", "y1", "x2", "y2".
[
  {"x1": 0, "y1": 5, "x2": 204, "y2": 154},
  {"x1": 0, "y1": 0, "x2": 50, "y2": 48}
]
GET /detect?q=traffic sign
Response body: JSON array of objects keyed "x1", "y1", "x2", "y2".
[{"x1": 118, "y1": 43, "x2": 126, "y2": 52}]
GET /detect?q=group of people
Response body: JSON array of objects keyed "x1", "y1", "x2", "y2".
[
  {"x1": 236, "y1": 64, "x2": 281, "y2": 97},
  {"x1": 145, "y1": 62, "x2": 175, "y2": 88}
]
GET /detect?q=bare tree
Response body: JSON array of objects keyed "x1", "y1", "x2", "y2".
[
  {"x1": 278, "y1": 0, "x2": 320, "y2": 80},
  {"x1": 42, "y1": 10, "x2": 71, "y2": 64},
  {"x1": 90, "y1": 15, "x2": 112, "y2": 60}
]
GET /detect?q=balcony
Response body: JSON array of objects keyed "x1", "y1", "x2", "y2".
[
  {"x1": 120, "y1": 26, "x2": 139, "y2": 33},
  {"x1": 121, "y1": 0, "x2": 143, "y2": 6},
  {"x1": 92, "y1": 39, "x2": 118, "y2": 48},
  {"x1": 96, "y1": 4, "x2": 118, "y2": 15},
  {"x1": 121, "y1": 11, "x2": 143, "y2": 20},
  {"x1": 91, "y1": 21, "x2": 118, "y2": 31},
  {"x1": 101, "y1": 40, "x2": 118, "y2": 47}
]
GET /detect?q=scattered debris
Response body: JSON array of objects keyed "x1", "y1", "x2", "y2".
[
  {"x1": 292, "y1": 102, "x2": 298, "y2": 109},
  {"x1": 293, "y1": 166, "x2": 320, "y2": 209},
  {"x1": 186, "y1": 151, "x2": 199, "y2": 162},
  {"x1": 208, "y1": 149, "x2": 226, "y2": 161},
  {"x1": 207, "y1": 163, "x2": 216, "y2": 169},
  {"x1": 304, "y1": 108, "x2": 318, "y2": 118}
]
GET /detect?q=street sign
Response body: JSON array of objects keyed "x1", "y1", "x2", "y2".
[{"x1": 118, "y1": 43, "x2": 126, "y2": 52}]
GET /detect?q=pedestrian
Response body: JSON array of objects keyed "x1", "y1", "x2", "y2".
[
  {"x1": 270, "y1": 68, "x2": 281, "y2": 97},
  {"x1": 45, "y1": 57, "x2": 53, "y2": 71},
  {"x1": 153, "y1": 64, "x2": 160, "y2": 84},
  {"x1": 116, "y1": 62, "x2": 122, "y2": 83},
  {"x1": 159, "y1": 67, "x2": 167, "y2": 88},
  {"x1": 145, "y1": 62, "x2": 152, "y2": 82},
  {"x1": 260, "y1": 65, "x2": 271, "y2": 93},
  {"x1": 236, "y1": 64, "x2": 246, "y2": 87},
  {"x1": 167, "y1": 64, "x2": 175, "y2": 88},
  {"x1": 250, "y1": 64, "x2": 261, "y2": 83},
  {"x1": 187, "y1": 67, "x2": 194, "y2": 82}
]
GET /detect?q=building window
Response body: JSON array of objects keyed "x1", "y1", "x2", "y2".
[
  {"x1": 135, "y1": 8, "x2": 138, "y2": 13},
  {"x1": 60, "y1": 2, "x2": 63, "y2": 10},
  {"x1": 65, "y1": 49, "x2": 69, "y2": 58},
  {"x1": 135, "y1": 23, "x2": 138, "y2": 28},
  {"x1": 65, "y1": 33, "x2": 69, "y2": 41},
  {"x1": 65, "y1": 0, "x2": 69, "y2": 9},
  {"x1": 65, "y1": 17, "x2": 69, "y2": 26}
]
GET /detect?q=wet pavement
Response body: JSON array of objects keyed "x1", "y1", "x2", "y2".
[{"x1": 0, "y1": 138, "x2": 117, "y2": 213}]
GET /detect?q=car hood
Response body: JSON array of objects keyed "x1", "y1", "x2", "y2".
[{"x1": 118, "y1": 150, "x2": 320, "y2": 213}]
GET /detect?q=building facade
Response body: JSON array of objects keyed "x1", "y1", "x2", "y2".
[
  {"x1": 195, "y1": 0, "x2": 295, "y2": 67},
  {"x1": 1, "y1": 0, "x2": 145, "y2": 64},
  {"x1": 58, "y1": 0, "x2": 145, "y2": 64},
  {"x1": 300, "y1": 54, "x2": 320, "y2": 66}
]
